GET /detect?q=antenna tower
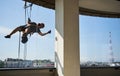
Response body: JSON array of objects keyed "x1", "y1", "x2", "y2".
[{"x1": 109, "y1": 32, "x2": 114, "y2": 63}]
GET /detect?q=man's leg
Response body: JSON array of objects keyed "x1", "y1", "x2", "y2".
[{"x1": 5, "y1": 26, "x2": 22, "y2": 38}]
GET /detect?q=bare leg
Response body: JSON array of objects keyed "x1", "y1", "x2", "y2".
[
  {"x1": 22, "y1": 27, "x2": 31, "y2": 37},
  {"x1": 5, "y1": 26, "x2": 22, "y2": 38}
]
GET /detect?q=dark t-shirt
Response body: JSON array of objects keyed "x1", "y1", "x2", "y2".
[
  {"x1": 19, "y1": 22, "x2": 40, "y2": 33},
  {"x1": 28, "y1": 25, "x2": 40, "y2": 33},
  {"x1": 27, "y1": 22, "x2": 40, "y2": 33}
]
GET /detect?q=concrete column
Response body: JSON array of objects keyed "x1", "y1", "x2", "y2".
[{"x1": 55, "y1": 0, "x2": 80, "y2": 76}]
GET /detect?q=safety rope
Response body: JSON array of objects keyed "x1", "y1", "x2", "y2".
[
  {"x1": 17, "y1": 1, "x2": 33, "y2": 67},
  {"x1": 18, "y1": 32, "x2": 21, "y2": 59},
  {"x1": 23, "y1": 1, "x2": 33, "y2": 60},
  {"x1": 24, "y1": 1, "x2": 33, "y2": 19},
  {"x1": 17, "y1": 31, "x2": 21, "y2": 67},
  {"x1": 24, "y1": 1, "x2": 27, "y2": 60}
]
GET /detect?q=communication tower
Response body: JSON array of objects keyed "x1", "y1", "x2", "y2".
[{"x1": 109, "y1": 32, "x2": 114, "y2": 63}]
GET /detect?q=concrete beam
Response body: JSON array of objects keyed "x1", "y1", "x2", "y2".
[{"x1": 55, "y1": 0, "x2": 80, "y2": 76}]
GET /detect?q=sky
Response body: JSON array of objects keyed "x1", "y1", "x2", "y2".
[
  {"x1": 0, "y1": 0, "x2": 120, "y2": 62},
  {"x1": 80, "y1": 16, "x2": 120, "y2": 62},
  {"x1": 0, "y1": 0, "x2": 55, "y2": 61}
]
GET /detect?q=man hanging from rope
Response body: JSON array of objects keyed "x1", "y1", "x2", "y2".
[{"x1": 4, "y1": 18, "x2": 51, "y2": 43}]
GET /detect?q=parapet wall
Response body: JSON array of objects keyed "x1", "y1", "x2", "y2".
[{"x1": 0, "y1": 68, "x2": 120, "y2": 76}]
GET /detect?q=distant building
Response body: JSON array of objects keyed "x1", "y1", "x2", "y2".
[
  {"x1": 3, "y1": 58, "x2": 54, "y2": 68},
  {"x1": 4, "y1": 58, "x2": 33, "y2": 68},
  {"x1": 33, "y1": 60, "x2": 54, "y2": 68}
]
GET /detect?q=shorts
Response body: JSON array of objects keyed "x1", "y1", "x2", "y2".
[{"x1": 18, "y1": 25, "x2": 27, "y2": 31}]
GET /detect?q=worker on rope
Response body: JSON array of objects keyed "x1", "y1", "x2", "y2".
[{"x1": 4, "y1": 18, "x2": 51, "y2": 43}]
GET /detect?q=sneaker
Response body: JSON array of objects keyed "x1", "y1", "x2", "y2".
[
  {"x1": 21, "y1": 36, "x2": 28, "y2": 44},
  {"x1": 4, "y1": 35, "x2": 11, "y2": 38}
]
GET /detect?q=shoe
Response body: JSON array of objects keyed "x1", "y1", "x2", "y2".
[
  {"x1": 48, "y1": 30, "x2": 51, "y2": 33},
  {"x1": 21, "y1": 36, "x2": 28, "y2": 44},
  {"x1": 5, "y1": 35, "x2": 11, "y2": 38}
]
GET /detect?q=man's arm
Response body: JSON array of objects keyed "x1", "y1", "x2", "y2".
[{"x1": 38, "y1": 30, "x2": 51, "y2": 36}]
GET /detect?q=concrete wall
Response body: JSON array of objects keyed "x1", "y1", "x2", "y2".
[
  {"x1": 0, "y1": 68, "x2": 120, "y2": 76},
  {"x1": 81, "y1": 68, "x2": 120, "y2": 76},
  {"x1": 0, "y1": 68, "x2": 57, "y2": 76}
]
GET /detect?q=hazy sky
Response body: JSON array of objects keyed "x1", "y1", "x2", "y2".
[
  {"x1": 0, "y1": 0, "x2": 120, "y2": 62},
  {"x1": 80, "y1": 16, "x2": 120, "y2": 62},
  {"x1": 0, "y1": 0, "x2": 55, "y2": 61}
]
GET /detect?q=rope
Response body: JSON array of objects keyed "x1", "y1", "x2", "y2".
[
  {"x1": 24, "y1": 2, "x2": 33, "y2": 19},
  {"x1": 24, "y1": 1, "x2": 27, "y2": 60},
  {"x1": 23, "y1": 1, "x2": 33, "y2": 60},
  {"x1": 24, "y1": 43, "x2": 27, "y2": 60},
  {"x1": 18, "y1": 32, "x2": 21, "y2": 59},
  {"x1": 17, "y1": 31, "x2": 21, "y2": 68},
  {"x1": 17, "y1": 1, "x2": 32, "y2": 63}
]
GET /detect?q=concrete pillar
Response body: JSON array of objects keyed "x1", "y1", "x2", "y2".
[{"x1": 55, "y1": 0, "x2": 80, "y2": 76}]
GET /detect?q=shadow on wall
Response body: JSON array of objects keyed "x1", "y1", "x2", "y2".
[{"x1": 55, "y1": 52, "x2": 64, "y2": 75}]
